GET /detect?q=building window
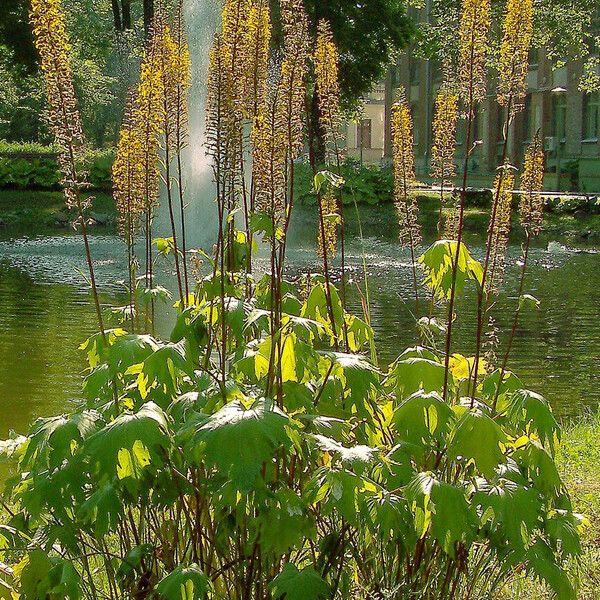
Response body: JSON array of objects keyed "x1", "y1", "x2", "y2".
[
  {"x1": 583, "y1": 92, "x2": 600, "y2": 140},
  {"x1": 523, "y1": 95, "x2": 539, "y2": 142},
  {"x1": 357, "y1": 119, "x2": 372, "y2": 149},
  {"x1": 553, "y1": 93, "x2": 567, "y2": 141},
  {"x1": 409, "y1": 61, "x2": 420, "y2": 86},
  {"x1": 528, "y1": 48, "x2": 539, "y2": 70}
]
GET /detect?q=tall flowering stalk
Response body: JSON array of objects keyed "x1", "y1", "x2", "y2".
[
  {"x1": 206, "y1": 0, "x2": 255, "y2": 281},
  {"x1": 242, "y1": 0, "x2": 271, "y2": 120},
  {"x1": 251, "y1": 107, "x2": 286, "y2": 228},
  {"x1": 498, "y1": 0, "x2": 534, "y2": 115},
  {"x1": 30, "y1": 0, "x2": 106, "y2": 337},
  {"x1": 240, "y1": 0, "x2": 271, "y2": 276},
  {"x1": 469, "y1": 163, "x2": 515, "y2": 395},
  {"x1": 275, "y1": 0, "x2": 310, "y2": 205},
  {"x1": 519, "y1": 132, "x2": 545, "y2": 237},
  {"x1": 316, "y1": 188, "x2": 338, "y2": 263},
  {"x1": 458, "y1": 0, "x2": 490, "y2": 106},
  {"x1": 314, "y1": 18, "x2": 348, "y2": 345},
  {"x1": 156, "y1": 11, "x2": 186, "y2": 305},
  {"x1": 205, "y1": 0, "x2": 306, "y2": 394},
  {"x1": 172, "y1": 1, "x2": 192, "y2": 299},
  {"x1": 493, "y1": 132, "x2": 545, "y2": 407},
  {"x1": 442, "y1": 0, "x2": 490, "y2": 400},
  {"x1": 133, "y1": 23, "x2": 164, "y2": 328},
  {"x1": 206, "y1": 32, "x2": 234, "y2": 391},
  {"x1": 430, "y1": 87, "x2": 458, "y2": 236},
  {"x1": 470, "y1": 0, "x2": 534, "y2": 394},
  {"x1": 487, "y1": 164, "x2": 515, "y2": 295},
  {"x1": 392, "y1": 91, "x2": 421, "y2": 315},
  {"x1": 222, "y1": 0, "x2": 252, "y2": 271},
  {"x1": 315, "y1": 20, "x2": 342, "y2": 164},
  {"x1": 270, "y1": 0, "x2": 311, "y2": 386},
  {"x1": 113, "y1": 92, "x2": 144, "y2": 329}
]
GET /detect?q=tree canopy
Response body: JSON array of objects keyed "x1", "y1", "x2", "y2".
[
  {"x1": 411, "y1": 0, "x2": 600, "y2": 91},
  {"x1": 272, "y1": 0, "x2": 414, "y2": 111}
]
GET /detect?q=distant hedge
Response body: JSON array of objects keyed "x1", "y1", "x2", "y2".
[{"x1": 0, "y1": 142, "x2": 113, "y2": 191}]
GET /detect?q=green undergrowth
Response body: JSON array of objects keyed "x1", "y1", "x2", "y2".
[{"x1": 0, "y1": 237, "x2": 586, "y2": 599}]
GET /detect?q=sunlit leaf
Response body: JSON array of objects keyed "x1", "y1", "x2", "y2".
[
  {"x1": 155, "y1": 565, "x2": 209, "y2": 600},
  {"x1": 419, "y1": 240, "x2": 483, "y2": 299},
  {"x1": 188, "y1": 398, "x2": 293, "y2": 491},
  {"x1": 448, "y1": 411, "x2": 506, "y2": 478},
  {"x1": 268, "y1": 564, "x2": 329, "y2": 600}
]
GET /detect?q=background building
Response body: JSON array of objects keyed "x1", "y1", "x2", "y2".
[{"x1": 345, "y1": 51, "x2": 600, "y2": 192}]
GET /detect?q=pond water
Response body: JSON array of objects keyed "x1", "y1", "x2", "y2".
[{"x1": 0, "y1": 205, "x2": 599, "y2": 437}]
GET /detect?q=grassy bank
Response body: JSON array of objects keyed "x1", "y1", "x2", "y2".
[
  {"x1": 503, "y1": 412, "x2": 600, "y2": 599},
  {"x1": 456, "y1": 204, "x2": 600, "y2": 241}
]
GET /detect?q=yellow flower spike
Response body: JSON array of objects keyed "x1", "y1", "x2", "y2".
[
  {"x1": 222, "y1": 0, "x2": 252, "y2": 89},
  {"x1": 498, "y1": 0, "x2": 534, "y2": 114},
  {"x1": 249, "y1": 0, "x2": 309, "y2": 227},
  {"x1": 315, "y1": 19, "x2": 342, "y2": 163},
  {"x1": 430, "y1": 87, "x2": 459, "y2": 236},
  {"x1": 519, "y1": 132, "x2": 545, "y2": 236},
  {"x1": 252, "y1": 107, "x2": 287, "y2": 226},
  {"x1": 317, "y1": 188, "x2": 339, "y2": 260},
  {"x1": 132, "y1": 21, "x2": 165, "y2": 212},
  {"x1": 113, "y1": 93, "x2": 145, "y2": 240},
  {"x1": 275, "y1": 0, "x2": 310, "y2": 160},
  {"x1": 391, "y1": 91, "x2": 421, "y2": 249},
  {"x1": 29, "y1": 0, "x2": 86, "y2": 209},
  {"x1": 488, "y1": 164, "x2": 516, "y2": 294},
  {"x1": 431, "y1": 88, "x2": 458, "y2": 187},
  {"x1": 458, "y1": 0, "x2": 491, "y2": 104},
  {"x1": 242, "y1": 0, "x2": 271, "y2": 119}
]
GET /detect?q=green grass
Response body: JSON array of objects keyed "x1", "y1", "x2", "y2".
[
  {"x1": 503, "y1": 412, "x2": 600, "y2": 599},
  {"x1": 0, "y1": 190, "x2": 116, "y2": 228}
]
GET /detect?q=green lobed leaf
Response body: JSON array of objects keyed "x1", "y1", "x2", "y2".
[
  {"x1": 155, "y1": 565, "x2": 209, "y2": 600},
  {"x1": 268, "y1": 564, "x2": 329, "y2": 600},
  {"x1": 188, "y1": 398, "x2": 293, "y2": 491},
  {"x1": 448, "y1": 411, "x2": 507, "y2": 479},
  {"x1": 419, "y1": 240, "x2": 483, "y2": 299}
]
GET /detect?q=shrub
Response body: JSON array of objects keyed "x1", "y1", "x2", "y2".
[
  {"x1": 295, "y1": 160, "x2": 395, "y2": 206},
  {"x1": 0, "y1": 143, "x2": 114, "y2": 191},
  {"x1": 0, "y1": 242, "x2": 582, "y2": 600}
]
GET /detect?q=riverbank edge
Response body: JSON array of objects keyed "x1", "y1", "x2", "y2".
[{"x1": 1, "y1": 190, "x2": 599, "y2": 242}]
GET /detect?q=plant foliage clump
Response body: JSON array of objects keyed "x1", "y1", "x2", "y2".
[{"x1": 0, "y1": 0, "x2": 584, "y2": 599}]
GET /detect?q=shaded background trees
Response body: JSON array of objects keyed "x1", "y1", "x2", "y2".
[
  {"x1": 0, "y1": 0, "x2": 597, "y2": 148},
  {"x1": 0, "y1": 0, "x2": 157, "y2": 145}
]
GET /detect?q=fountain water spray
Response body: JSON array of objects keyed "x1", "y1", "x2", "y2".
[{"x1": 155, "y1": 0, "x2": 220, "y2": 251}]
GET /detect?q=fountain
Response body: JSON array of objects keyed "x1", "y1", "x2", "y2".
[{"x1": 154, "y1": 0, "x2": 220, "y2": 251}]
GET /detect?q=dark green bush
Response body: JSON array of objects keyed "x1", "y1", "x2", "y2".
[
  {"x1": 294, "y1": 160, "x2": 394, "y2": 206},
  {"x1": 544, "y1": 195, "x2": 600, "y2": 215},
  {"x1": 0, "y1": 143, "x2": 114, "y2": 190},
  {"x1": 294, "y1": 161, "x2": 497, "y2": 209}
]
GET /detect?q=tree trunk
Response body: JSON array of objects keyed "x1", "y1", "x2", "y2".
[
  {"x1": 122, "y1": 0, "x2": 132, "y2": 30},
  {"x1": 384, "y1": 66, "x2": 394, "y2": 161},
  {"x1": 143, "y1": 0, "x2": 154, "y2": 36},
  {"x1": 111, "y1": 0, "x2": 123, "y2": 31}
]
